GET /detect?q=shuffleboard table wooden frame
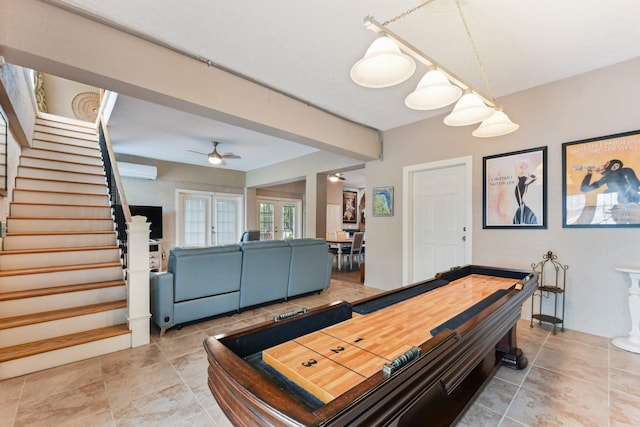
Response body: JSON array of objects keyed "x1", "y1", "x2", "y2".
[{"x1": 204, "y1": 265, "x2": 538, "y2": 426}]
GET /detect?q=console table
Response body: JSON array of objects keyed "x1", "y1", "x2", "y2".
[{"x1": 613, "y1": 267, "x2": 640, "y2": 353}]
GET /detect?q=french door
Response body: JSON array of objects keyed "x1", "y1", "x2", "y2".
[
  {"x1": 257, "y1": 198, "x2": 302, "y2": 240},
  {"x1": 176, "y1": 190, "x2": 244, "y2": 246}
]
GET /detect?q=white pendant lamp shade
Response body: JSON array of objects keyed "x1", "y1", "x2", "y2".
[
  {"x1": 472, "y1": 110, "x2": 520, "y2": 138},
  {"x1": 350, "y1": 36, "x2": 416, "y2": 88},
  {"x1": 443, "y1": 92, "x2": 494, "y2": 126},
  {"x1": 404, "y1": 69, "x2": 463, "y2": 110}
]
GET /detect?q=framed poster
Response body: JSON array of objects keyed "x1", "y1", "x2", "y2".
[
  {"x1": 562, "y1": 130, "x2": 640, "y2": 227},
  {"x1": 483, "y1": 146, "x2": 547, "y2": 229},
  {"x1": 343, "y1": 190, "x2": 358, "y2": 223},
  {"x1": 372, "y1": 186, "x2": 394, "y2": 217}
]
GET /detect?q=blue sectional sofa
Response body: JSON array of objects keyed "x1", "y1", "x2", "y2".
[{"x1": 150, "y1": 238, "x2": 333, "y2": 335}]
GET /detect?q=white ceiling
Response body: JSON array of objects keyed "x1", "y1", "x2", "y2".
[{"x1": 57, "y1": 0, "x2": 640, "y2": 180}]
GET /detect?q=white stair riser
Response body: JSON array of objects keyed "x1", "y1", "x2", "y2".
[
  {"x1": 0, "y1": 308, "x2": 127, "y2": 347},
  {"x1": 33, "y1": 129, "x2": 97, "y2": 147},
  {"x1": 22, "y1": 148, "x2": 103, "y2": 166},
  {"x1": 7, "y1": 218, "x2": 114, "y2": 233},
  {"x1": 0, "y1": 286, "x2": 126, "y2": 317},
  {"x1": 0, "y1": 266, "x2": 124, "y2": 291},
  {"x1": 3, "y1": 233, "x2": 117, "y2": 250},
  {"x1": 15, "y1": 177, "x2": 108, "y2": 194},
  {"x1": 18, "y1": 167, "x2": 106, "y2": 185},
  {"x1": 36, "y1": 116, "x2": 97, "y2": 134},
  {"x1": 11, "y1": 204, "x2": 112, "y2": 218},
  {"x1": 0, "y1": 248, "x2": 121, "y2": 270},
  {"x1": 12, "y1": 189, "x2": 110, "y2": 205},
  {"x1": 0, "y1": 333, "x2": 131, "y2": 380},
  {"x1": 20, "y1": 156, "x2": 104, "y2": 175},
  {"x1": 32, "y1": 139, "x2": 100, "y2": 157}
]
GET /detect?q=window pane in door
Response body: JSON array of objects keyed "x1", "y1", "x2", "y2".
[
  {"x1": 184, "y1": 197, "x2": 206, "y2": 246},
  {"x1": 282, "y1": 205, "x2": 295, "y2": 239},
  {"x1": 259, "y1": 203, "x2": 275, "y2": 240},
  {"x1": 215, "y1": 199, "x2": 237, "y2": 244}
]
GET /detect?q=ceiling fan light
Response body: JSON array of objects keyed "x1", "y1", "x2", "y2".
[
  {"x1": 404, "y1": 69, "x2": 463, "y2": 110},
  {"x1": 472, "y1": 110, "x2": 519, "y2": 138},
  {"x1": 350, "y1": 36, "x2": 416, "y2": 88},
  {"x1": 328, "y1": 174, "x2": 340, "y2": 182},
  {"x1": 208, "y1": 152, "x2": 222, "y2": 165},
  {"x1": 443, "y1": 92, "x2": 494, "y2": 126}
]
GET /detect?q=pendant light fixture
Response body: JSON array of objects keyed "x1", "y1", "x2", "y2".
[
  {"x1": 443, "y1": 90, "x2": 494, "y2": 126},
  {"x1": 405, "y1": 67, "x2": 463, "y2": 110},
  {"x1": 350, "y1": 36, "x2": 416, "y2": 88},
  {"x1": 350, "y1": 0, "x2": 519, "y2": 138},
  {"x1": 472, "y1": 109, "x2": 520, "y2": 138}
]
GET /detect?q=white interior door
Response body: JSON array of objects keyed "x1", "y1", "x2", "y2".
[{"x1": 404, "y1": 157, "x2": 472, "y2": 285}]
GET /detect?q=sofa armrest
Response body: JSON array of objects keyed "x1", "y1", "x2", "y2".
[{"x1": 149, "y1": 271, "x2": 175, "y2": 333}]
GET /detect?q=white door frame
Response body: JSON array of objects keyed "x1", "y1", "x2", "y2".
[{"x1": 402, "y1": 156, "x2": 473, "y2": 286}]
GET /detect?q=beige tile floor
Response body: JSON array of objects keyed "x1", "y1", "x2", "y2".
[{"x1": 2, "y1": 271, "x2": 640, "y2": 426}]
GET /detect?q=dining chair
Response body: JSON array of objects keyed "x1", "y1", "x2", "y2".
[{"x1": 345, "y1": 232, "x2": 364, "y2": 270}]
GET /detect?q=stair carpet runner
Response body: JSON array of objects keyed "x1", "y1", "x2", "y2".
[{"x1": 0, "y1": 114, "x2": 130, "y2": 380}]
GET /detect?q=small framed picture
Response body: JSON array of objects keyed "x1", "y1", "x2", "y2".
[
  {"x1": 483, "y1": 147, "x2": 547, "y2": 229},
  {"x1": 562, "y1": 130, "x2": 640, "y2": 227},
  {"x1": 372, "y1": 186, "x2": 394, "y2": 217}
]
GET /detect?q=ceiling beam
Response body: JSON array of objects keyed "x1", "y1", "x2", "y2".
[{"x1": 0, "y1": 0, "x2": 380, "y2": 161}]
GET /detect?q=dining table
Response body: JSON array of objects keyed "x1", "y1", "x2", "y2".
[{"x1": 326, "y1": 236, "x2": 355, "y2": 271}]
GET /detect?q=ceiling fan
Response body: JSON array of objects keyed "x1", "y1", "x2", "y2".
[
  {"x1": 188, "y1": 141, "x2": 241, "y2": 165},
  {"x1": 328, "y1": 173, "x2": 346, "y2": 182}
]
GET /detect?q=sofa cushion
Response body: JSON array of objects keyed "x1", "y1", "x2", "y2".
[
  {"x1": 169, "y1": 244, "x2": 242, "y2": 302},
  {"x1": 239, "y1": 240, "x2": 292, "y2": 308},
  {"x1": 288, "y1": 238, "x2": 331, "y2": 297}
]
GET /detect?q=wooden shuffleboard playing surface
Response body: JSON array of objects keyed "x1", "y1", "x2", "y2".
[{"x1": 262, "y1": 274, "x2": 517, "y2": 403}]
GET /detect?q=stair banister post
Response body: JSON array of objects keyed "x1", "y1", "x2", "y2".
[{"x1": 126, "y1": 215, "x2": 151, "y2": 347}]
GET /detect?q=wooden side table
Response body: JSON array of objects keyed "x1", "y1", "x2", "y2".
[{"x1": 613, "y1": 267, "x2": 640, "y2": 353}]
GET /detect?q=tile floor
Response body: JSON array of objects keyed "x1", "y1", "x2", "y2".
[{"x1": 2, "y1": 271, "x2": 639, "y2": 426}]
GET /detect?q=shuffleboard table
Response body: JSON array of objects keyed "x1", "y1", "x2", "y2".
[{"x1": 204, "y1": 265, "x2": 538, "y2": 426}]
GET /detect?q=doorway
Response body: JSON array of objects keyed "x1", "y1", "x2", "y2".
[
  {"x1": 257, "y1": 197, "x2": 302, "y2": 240},
  {"x1": 402, "y1": 156, "x2": 472, "y2": 285}
]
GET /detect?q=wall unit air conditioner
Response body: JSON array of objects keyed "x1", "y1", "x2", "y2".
[{"x1": 117, "y1": 161, "x2": 157, "y2": 180}]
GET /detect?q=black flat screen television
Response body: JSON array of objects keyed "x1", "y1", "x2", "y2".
[{"x1": 129, "y1": 205, "x2": 163, "y2": 240}]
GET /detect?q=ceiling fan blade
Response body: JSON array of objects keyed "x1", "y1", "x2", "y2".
[
  {"x1": 187, "y1": 149, "x2": 208, "y2": 155},
  {"x1": 221, "y1": 154, "x2": 241, "y2": 159}
]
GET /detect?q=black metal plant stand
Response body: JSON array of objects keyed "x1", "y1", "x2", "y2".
[{"x1": 530, "y1": 250, "x2": 568, "y2": 335}]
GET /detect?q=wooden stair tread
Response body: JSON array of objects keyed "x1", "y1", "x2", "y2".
[
  {"x1": 6, "y1": 230, "x2": 115, "y2": 237},
  {"x1": 0, "y1": 261, "x2": 122, "y2": 277},
  {"x1": 8, "y1": 216, "x2": 113, "y2": 220},
  {"x1": 20, "y1": 152, "x2": 102, "y2": 167},
  {"x1": 10, "y1": 201, "x2": 110, "y2": 208},
  {"x1": 18, "y1": 147, "x2": 100, "y2": 160},
  {"x1": 0, "y1": 300, "x2": 127, "y2": 330},
  {"x1": 0, "y1": 245, "x2": 119, "y2": 255},
  {"x1": 13, "y1": 188, "x2": 110, "y2": 197},
  {"x1": 0, "y1": 324, "x2": 130, "y2": 362},
  {"x1": 18, "y1": 165, "x2": 105, "y2": 177},
  {"x1": 0, "y1": 280, "x2": 126, "y2": 301},
  {"x1": 16, "y1": 176, "x2": 106, "y2": 186}
]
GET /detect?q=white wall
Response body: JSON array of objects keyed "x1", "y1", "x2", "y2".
[{"x1": 365, "y1": 58, "x2": 640, "y2": 338}]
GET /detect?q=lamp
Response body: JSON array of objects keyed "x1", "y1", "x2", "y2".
[
  {"x1": 472, "y1": 109, "x2": 519, "y2": 138},
  {"x1": 351, "y1": 1, "x2": 518, "y2": 138},
  {"x1": 443, "y1": 91, "x2": 494, "y2": 126},
  {"x1": 405, "y1": 67, "x2": 463, "y2": 110},
  {"x1": 350, "y1": 36, "x2": 416, "y2": 88},
  {"x1": 208, "y1": 152, "x2": 222, "y2": 165}
]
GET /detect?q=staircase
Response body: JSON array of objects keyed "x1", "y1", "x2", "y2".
[{"x1": 0, "y1": 114, "x2": 131, "y2": 380}]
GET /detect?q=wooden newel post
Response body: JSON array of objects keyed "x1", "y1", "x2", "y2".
[{"x1": 127, "y1": 216, "x2": 151, "y2": 347}]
